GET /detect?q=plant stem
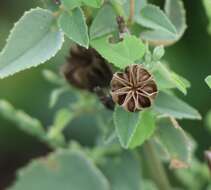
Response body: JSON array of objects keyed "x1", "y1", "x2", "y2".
[
  {"x1": 143, "y1": 141, "x2": 172, "y2": 190},
  {"x1": 128, "y1": 0, "x2": 135, "y2": 24},
  {"x1": 111, "y1": 1, "x2": 126, "y2": 18}
]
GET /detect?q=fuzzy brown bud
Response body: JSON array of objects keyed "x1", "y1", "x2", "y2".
[
  {"x1": 62, "y1": 45, "x2": 113, "y2": 92},
  {"x1": 110, "y1": 64, "x2": 158, "y2": 112}
]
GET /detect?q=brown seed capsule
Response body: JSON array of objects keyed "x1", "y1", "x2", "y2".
[
  {"x1": 62, "y1": 45, "x2": 113, "y2": 92},
  {"x1": 110, "y1": 64, "x2": 158, "y2": 112}
]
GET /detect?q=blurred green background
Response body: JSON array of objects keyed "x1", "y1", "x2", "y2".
[{"x1": 0, "y1": 0, "x2": 210, "y2": 189}]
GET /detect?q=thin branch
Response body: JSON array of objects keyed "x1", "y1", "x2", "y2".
[
  {"x1": 128, "y1": 0, "x2": 135, "y2": 24},
  {"x1": 143, "y1": 141, "x2": 172, "y2": 190}
]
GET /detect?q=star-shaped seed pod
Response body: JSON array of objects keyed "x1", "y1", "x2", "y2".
[{"x1": 110, "y1": 64, "x2": 158, "y2": 112}]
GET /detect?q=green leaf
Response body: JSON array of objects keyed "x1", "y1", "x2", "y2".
[
  {"x1": 205, "y1": 110, "x2": 211, "y2": 133},
  {"x1": 91, "y1": 35, "x2": 145, "y2": 68},
  {"x1": 90, "y1": 4, "x2": 117, "y2": 39},
  {"x1": 175, "y1": 158, "x2": 210, "y2": 190},
  {"x1": 61, "y1": 0, "x2": 102, "y2": 9},
  {"x1": 47, "y1": 108, "x2": 73, "y2": 147},
  {"x1": 42, "y1": 69, "x2": 65, "y2": 85},
  {"x1": 203, "y1": 0, "x2": 211, "y2": 34},
  {"x1": 154, "y1": 92, "x2": 201, "y2": 120},
  {"x1": 113, "y1": 106, "x2": 140, "y2": 148},
  {"x1": 139, "y1": 1, "x2": 186, "y2": 46},
  {"x1": 59, "y1": 8, "x2": 89, "y2": 48},
  {"x1": 9, "y1": 149, "x2": 110, "y2": 190},
  {"x1": 82, "y1": 0, "x2": 103, "y2": 8},
  {"x1": 129, "y1": 110, "x2": 156, "y2": 148},
  {"x1": 61, "y1": 0, "x2": 81, "y2": 10},
  {"x1": 153, "y1": 63, "x2": 190, "y2": 94},
  {"x1": 52, "y1": 108, "x2": 73, "y2": 131},
  {"x1": 101, "y1": 152, "x2": 141, "y2": 190},
  {"x1": 205, "y1": 75, "x2": 211, "y2": 88},
  {"x1": 0, "y1": 8, "x2": 64, "y2": 78},
  {"x1": 141, "y1": 179, "x2": 158, "y2": 190},
  {"x1": 171, "y1": 72, "x2": 190, "y2": 95},
  {"x1": 49, "y1": 87, "x2": 68, "y2": 108},
  {"x1": 122, "y1": 0, "x2": 147, "y2": 20},
  {"x1": 152, "y1": 46, "x2": 165, "y2": 61},
  {"x1": 164, "y1": 0, "x2": 187, "y2": 36},
  {"x1": 153, "y1": 63, "x2": 176, "y2": 90},
  {"x1": 155, "y1": 118, "x2": 194, "y2": 168},
  {"x1": 140, "y1": 29, "x2": 177, "y2": 46},
  {"x1": 138, "y1": 4, "x2": 177, "y2": 36},
  {"x1": 0, "y1": 100, "x2": 45, "y2": 139}
]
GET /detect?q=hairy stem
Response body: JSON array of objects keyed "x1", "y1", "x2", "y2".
[
  {"x1": 128, "y1": 0, "x2": 135, "y2": 24},
  {"x1": 111, "y1": 1, "x2": 126, "y2": 18},
  {"x1": 143, "y1": 141, "x2": 171, "y2": 190}
]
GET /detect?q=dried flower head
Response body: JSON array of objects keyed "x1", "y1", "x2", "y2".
[
  {"x1": 62, "y1": 45, "x2": 113, "y2": 92},
  {"x1": 110, "y1": 64, "x2": 158, "y2": 112}
]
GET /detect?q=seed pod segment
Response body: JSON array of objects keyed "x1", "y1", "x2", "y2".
[{"x1": 110, "y1": 64, "x2": 158, "y2": 112}]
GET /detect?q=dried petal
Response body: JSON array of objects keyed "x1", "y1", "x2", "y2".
[{"x1": 110, "y1": 64, "x2": 158, "y2": 112}]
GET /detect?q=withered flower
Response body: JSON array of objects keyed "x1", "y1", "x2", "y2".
[
  {"x1": 62, "y1": 45, "x2": 113, "y2": 92},
  {"x1": 116, "y1": 16, "x2": 130, "y2": 40},
  {"x1": 110, "y1": 64, "x2": 158, "y2": 112}
]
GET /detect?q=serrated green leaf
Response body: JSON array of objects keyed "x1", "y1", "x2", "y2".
[
  {"x1": 140, "y1": 29, "x2": 177, "y2": 46},
  {"x1": 59, "y1": 8, "x2": 89, "y2": 48},
  {"x1": 91, "y1": 35, "x2": 145, "y2": 68},
  {"x1": 101, "y1": 152, "x2": 141, "y2": 190},
  {"x1": 0, "y1": 100, "x2": 45, "y2": 139},
  {"x1": 61, "y1": 0, "x2": 81, "y2": 10},
  {"x1": 90, "y1": 4, "x2": 117, "y2": 39},
  {"x1": 113, "y1": 106, "x2": 140, "y2": 148},
  {"x1": 0, "y1": 8, "x2": 64, "y2": 78},
  {"x1": 137, "y1": 4, "x2": 177, "y2": 36},
  {"x1": 154, "y1": 92, "x2": 201, "y2": 120},
  {"x1": 139, "y1": 1, "x2": 186, "y2": 46},
  {"x1": 129, "y1": 110, "x2": 156, "y2": 148},
  {"x1": 205, "y1": 75, "x2": 211, "y2": 88},
  {"x1": 164, "y1": 0, "x2": 187, "y2": 36},
  {"x1": 9, "y1": 149, "x2": 110, "y2": 190},
  {"x1": 155, "y1": 118, "x2": 194, "y2": 168},
  {"x1": 153, "y1": 63, "x2": 190, "y2": 94}
]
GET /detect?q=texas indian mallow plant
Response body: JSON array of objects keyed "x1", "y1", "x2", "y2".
[{"x1": 0, "y1": 0, "x2": 210, "y2": 190}]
